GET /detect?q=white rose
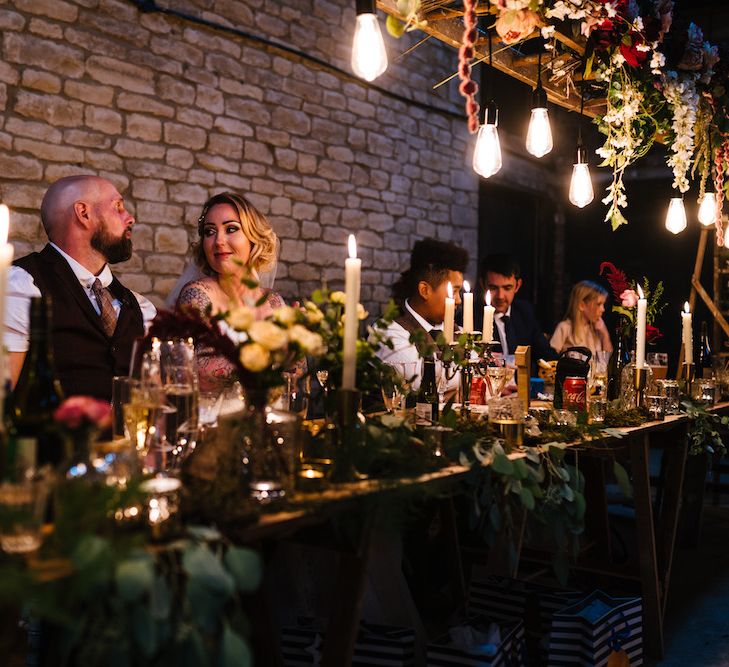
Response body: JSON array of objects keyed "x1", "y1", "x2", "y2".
[
  {"x1": 304, "y1": 301, "x2": 324, "y2": 324},
  {"x1": 306, "y1": 332, "x2": 326, "y2": 355},
  {"x1": 240, "y1": 342, "x2": 270, "y2": 372},
  {"x1": 273, "y1": 305, "x2": 298, "y2": 327},
  {"x1": 330, "y1": 291, "x2": 346, "y2": 305},
  {"x1": 227, "y1": 306, "x2": 255, "y2": 331},
  {"x1": 289, "y1": 324, "x2": 325, "y2": 354},
  {"x1": 248, "y1": 320, "x2": 289, "y2": 351}
]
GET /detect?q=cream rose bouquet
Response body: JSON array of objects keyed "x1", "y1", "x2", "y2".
[
  {"x1": 305, "y1": 288, "x2": 398, "y2": 393},
  {"x1": 149, "y1": 301, "x2": 326, "y2": 394}
]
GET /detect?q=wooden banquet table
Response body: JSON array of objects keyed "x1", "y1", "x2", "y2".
[{"x1": 229, "y1": 402, "x2": 729, "y2": 664}]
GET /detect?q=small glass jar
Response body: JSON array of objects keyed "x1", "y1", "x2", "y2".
[
  {"x1": 658, "y1": 379, "x2": 680, "y2": 415},
  {"x1": 645, "y1": 395, "x2": 666, "y2": 421}
]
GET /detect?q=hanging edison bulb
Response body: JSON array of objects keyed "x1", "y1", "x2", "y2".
[
  {"x1": 568, "y1": 144, "x2": 594, "y2": 208},
  {"x1": 698, "y1": 192, "x2": 717, "y2": 226},
  {"x1": 351, "y1": 0, "x2": 388, "y2": 82},
  {"x1": 665, "y1": 197, "x2": 687, "y2": 234},
  {"x1": 525, "y1": 58, "x2": 552, "y2": 158},
  {"x1": 473, "y1": 102, "x2": 502, "y2": 178}
]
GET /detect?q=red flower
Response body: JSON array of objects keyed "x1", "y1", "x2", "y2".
[
  {"x1": 646, "y1": 325, "x2": 663, "y2": 344},
  {"x1": 620, "y1": 34, "x2": 649, "y2": 68},
  {"x1": 599, "y1": 261, "x2": 631, "y2": 301}
]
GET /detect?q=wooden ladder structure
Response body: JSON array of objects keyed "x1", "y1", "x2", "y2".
[{"x1": 679, "y1": 226, "x2": 729, "y2": 367}]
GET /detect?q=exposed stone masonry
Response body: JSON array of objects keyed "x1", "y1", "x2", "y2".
[{"x1": 0, "y1": 0, "x2": 479, "y2": 315}]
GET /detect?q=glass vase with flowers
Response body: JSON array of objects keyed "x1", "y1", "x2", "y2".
[{"x1": 149, "y1": 293, "x2": 326, "y2": 502}]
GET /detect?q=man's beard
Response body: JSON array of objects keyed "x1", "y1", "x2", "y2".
[{"x1": 91, "y1": 220, "x2": 132, "y2": 264}]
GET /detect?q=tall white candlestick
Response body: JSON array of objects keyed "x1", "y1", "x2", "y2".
[
  {"x1": 0, "y1": 205, "x2": 13, "y2": 410},
  {"x1": 635, "y1": 285, "x2": 647, "y2": 368},
  {"x1": 444, "y1": 281, "x2": 455, "y2": 344},
  {"x1": 682, "y1": 302, "x2": 693, "y2": 365},
  {"x1": 341, "y1": 234, "x2": 361, "y2": 390},
  {"x1": 482, "y1": 290, "x2": 495, "y2": 343},
  {"x1": 462, "y1": 281, "x2": 473, "y2": 333}
]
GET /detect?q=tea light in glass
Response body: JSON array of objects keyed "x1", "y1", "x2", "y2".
[
  {"x1": 645, "y1": 395, "x2": 666, "y2": 421},
  {"x1": 250, "y1": 480, "x2": 285, "y2": 504},
  {"x1": 139, "y1": 476, "x2": 181, "y2": 540},
  {"x1": 297, "y1": 465, "x2": 326, "y2": 493}
]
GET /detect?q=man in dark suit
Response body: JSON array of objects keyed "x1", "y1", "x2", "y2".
[
  {"x1": 5, "y1": 176, "x2": 156, "y2": 400},
  {"x1": 479, "y1": 253, "x2": 557, "y2": 365}
]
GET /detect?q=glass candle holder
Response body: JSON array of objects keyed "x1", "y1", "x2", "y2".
[
  {"x1": 140, "y1": 475, "x2": 181, "y2": 541},
  {"x1": 645, "y1": 395, "x2": 666, "y2": 421},
  {"x1": 589, "y1": 397, "x2": 607, "y2": 424},
  {"x1": 658, "y1": 380, "x2": 680, "y2": 415},
  {"x1": 697, "y1": 380, "x2": 717, "y2": 406},
  {"x1": 296, "y1": 464, "x2": 326, "y2": 493}
]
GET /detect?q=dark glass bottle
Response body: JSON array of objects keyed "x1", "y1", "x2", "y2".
[
  {"x1": 11, "y1": 297, "x2": 65, "y2": 469},
  {"x1": 415, "y1": 358, "x2": 439, "y2": 423},
  {"x1": 607, "y1": 331, "x2": 631, "y2": 401},
  {"x1": 697, "y1": 321, "x2": 712, "y2": 378}
]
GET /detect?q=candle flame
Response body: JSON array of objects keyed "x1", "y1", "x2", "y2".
[
  {"x1": 0, "y1": 205, "x2": 8, "y2": 245},
  {"x1": 447, "y1": 281, "x2": 453, "y2": 299},
  {"x1": 684, "y1": 301, "x2": 690, "y2": 314},
  {"x1": 485, "y1": 290, "x2": 491, "y2": 306},
  {"x1": 637, "y1": 284, "x2": 644, "y2": 299},
  {"x1": 463, "y1": 280, "x2": 470, "y2": 293},
  {"x1": 347, "y1": 234, "x2": 357, "y2": 259}
]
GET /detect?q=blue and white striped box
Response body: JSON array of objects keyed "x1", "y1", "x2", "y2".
[
  {"x1": 547, "y1": 590, "x2": 643, "y2": 666},
  {"x1": 281, "y1": 618, "x2": 415, "y2": 666},
  {"x1": 426, "y1": 618, "x2": 525, "y2": 667}
]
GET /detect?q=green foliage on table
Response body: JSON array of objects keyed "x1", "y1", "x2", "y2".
[
  {"x1": 0, "y1": 479, "x2": 261, "y2": 667},
  {"x1": 444, "y1": 418, "x2": 585, "y2": 584},
  {"x1": 360, "y1": 414, "x2": 440, "y2": 479},
  {"x1": 683, "y1": 399, "x2": 729, "y2": 458},
  {"x1": 310, "y1": 289, "x2": 399, "y2": 395}
]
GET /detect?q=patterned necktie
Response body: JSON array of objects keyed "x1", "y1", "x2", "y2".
[{"x1": 91, "y1": 278, "x2": 118, "y2": 337}]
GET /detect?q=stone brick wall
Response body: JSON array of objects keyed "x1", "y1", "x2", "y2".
[{"x1": 0, "y1": 0, "x2": 479, "y2": 316}]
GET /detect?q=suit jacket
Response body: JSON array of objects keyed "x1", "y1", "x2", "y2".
[
  {"x1": 14, "y1": 244, "x2": 145, "y2": 401},
  {"x1": 503, "y1": 299, "x2": 558, "y2": 365}
]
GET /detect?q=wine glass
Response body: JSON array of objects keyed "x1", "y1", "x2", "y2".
[
  {"x1": 380, "y1": 369, "x2": 405, "y2": 414},
  {"x1": 384, "y1": 360, "x2": 419, "y2": 407},
  {"x1": 315, "y1": 369, "x2": 329, "y2": 393},
  {"x1": 590, "y1": 350, "x2": 610, "y2": 398},
  {"x1": 281, "y1": 368, "x2": 310, "y2": 418},
  {"x1": 483, "y1": 365, "x2": 513, "y2": 399}
]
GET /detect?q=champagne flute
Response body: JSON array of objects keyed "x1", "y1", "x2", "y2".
[{"x1": 380, "y1": 370, "x2": 404, "y2": 414}]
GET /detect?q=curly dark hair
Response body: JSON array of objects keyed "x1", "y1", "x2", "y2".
[{"x1": 392, "y1": 237, "x2": 469, "y2": 304}]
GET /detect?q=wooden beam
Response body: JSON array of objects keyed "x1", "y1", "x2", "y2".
[{"x1": 377, "y1": 0, "x2": 599, "y2": 118}]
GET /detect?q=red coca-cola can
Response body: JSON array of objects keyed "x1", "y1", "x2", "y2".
[
  {"x1": 470, "y1": 376, "x2": 485, "y2": 405},
  {"x1": 563, "y1": 376, "x2": 587, "y2": 412}
]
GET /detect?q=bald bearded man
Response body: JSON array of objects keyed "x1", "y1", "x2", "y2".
[{"x1": 5, "y1": 176, "x2": 156, "y2": 401}]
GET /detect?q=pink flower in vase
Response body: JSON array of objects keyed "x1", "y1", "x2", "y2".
[
  {"x1": 54, "y1": 396, "x2": 112, "y2": 431},
  {"x1": 620, "y1": 289, "x2": 639, "y2": 308}
]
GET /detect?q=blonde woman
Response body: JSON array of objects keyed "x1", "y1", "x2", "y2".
[
  {"x1": 550, "y1": 280, "x2": 613, "y2": 357},
  {"x1": 174, "y1": 192, "x2": 283, "y2": 391}
]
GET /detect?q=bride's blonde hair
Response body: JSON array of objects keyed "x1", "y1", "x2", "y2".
[{"x1": 193, "y1": 192, "x2": 278, "y2": 276}]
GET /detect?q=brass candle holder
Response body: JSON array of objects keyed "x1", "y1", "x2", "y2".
[
  {"x1": 330, "y1": 388, "x2": 363, "y2": 483},
  {"x1": 679, "y1": 362, "x2": 695, "y2": 396},
  {"x1": 633, "y1": 365, "x2": 648, "y2": 409}
]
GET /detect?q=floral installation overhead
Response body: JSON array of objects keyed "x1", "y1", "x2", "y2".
[
  {"x1": 599, "y1": 260, "x2": 666, "y2": 342},
  {"x1": 387, "y1": 0, "x2": 728, "y2": 235}
]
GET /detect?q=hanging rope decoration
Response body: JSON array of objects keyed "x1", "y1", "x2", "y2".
[
  {"x1": 458, "y1": 0, "x2": 480, "y2": 134},
  {"x1": 715, "y1": 141, "x2": 727, "y2": 246}
]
